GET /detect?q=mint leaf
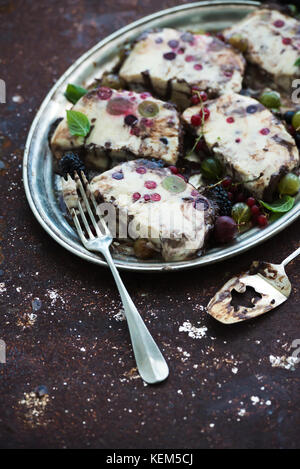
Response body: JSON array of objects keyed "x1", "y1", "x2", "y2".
[
  {"x1": 259, "y1": 195, "x2": 295, "y2": 213},
  {"x1": 65, "y1": 84, "x2": 88, "y2": 104},
  {"x1": 294, "y1": 58, "x2": 300, "y2": 67},
  {"x1": 67, "y1": 110, "x2": 90, "y2": 137}
]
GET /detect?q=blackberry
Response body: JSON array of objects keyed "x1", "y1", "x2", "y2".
[
  {"x1": 59, "y1": 151, "x2": 86, "y2": 179},
  {"x1": 205, "y1": 185, "x2": 233, "y2": 216}
]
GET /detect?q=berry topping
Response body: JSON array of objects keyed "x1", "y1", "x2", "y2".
[
  {"x1": 193, "y1": 197, "x2": 210, "y2": 211},
  {"x1": 136, "y1": 167, "x2": 147, "y2": 174},
  {"x1": 191, "y1": 108, "x2": 210, "y2": 126},
  {"x1": 181, "y1": 32, "x2": 195, "y2": 43},
  {"x1": 169, "y1": 166, "x2": 178, "y2": 174},
  {"x1": 155, "y1": 37, "x2": 163, "y2": 44},
  {"x1": 260, "y1": 128, "x2": 270, "y2": 135},
  {"x1": 162, "y1": 175, "x2": 186, "y2": 193},
  {"x1": 138, "y1": 101, "x2": 159, "y2": 118},
  {"x1": 185, "y1": 55, "x2": 195, "y2": 62},
  {"x1": 206, "y1": 185, "x2": 233, "y2": 216},
  {"x1": 214, "y1": 216, "x2": 238, "y2": 244},
  {"x1": 107, "y1": 97, "x2": 133, "y2": 115},
  {"x1": 201, "y1": 158, "x2": 222, "y2": 180},
  {"x1": 282, "y1": 37, "x2": 292, "y2": 45},
  {"x1": 160, "y1": 137, "x2": 168, "y2": 145},
  {"x1": 251, "y1": 205, "x2": 260, "y2": 216},
  {"x1": 144, "y1": 194, "x2": 151, "y2": 201},
  {"x1": 151, "y1": 193, "x2": 161, "y2": 202},
  {"x1": 231, "y1": 202, "x2": 252, "y2": 224},
  {"x1": 194, "y1": 64, "x2": 203, "y2": 70},
  {"x1": 163, "y1": 52, "x2": 176, "y2": 60},
  {"x1": 145, "y1": 180, "x2": 157, "y2": 190},
  {"x1": 246, "y1": 105, "x2": 258, "y2": 114},
  {"x1": 235, "y1": 138, "x2": 241, "y2": 143},
  {"x1": 140, "y1": 92, "x2": 151, "y2": 99},
  {"x1": 224, "y1": 70, "x2": 233, "y2": 78},
  {"x1": 124, "y1": 114, "x2": 138, "y2": 127},
  {"x1": 278, "y1": 173, "x2": 300, "y2": 195},
  {"x1": 191, "y1": 114, "x2": 202, "y2": 126},
  {"x1": 259, "y1": 91, "x2": 281, "y2": 109},
  {"x1": 97, "y1": 87, "x2": 113, "y2": 100},
  {"x1": 191, "y1": 94, "x2": 200, "y2": 105},
  {"x1": 168, "y1": 39, "x2": 179, "y2": 49},
  {"x1": 199, "y1": 91, "x2": 208, "y2": 102},
  {"x1": 59, "y1": 151, "x2": 86, "y2": 179},
  {"x1": 191, "y1": 190, "x2": 199, "y2": 197},
  {"x1": 283, "y1": 110, "x2": 295, "y2": 125},
  {"x1": 178, "y1": 47, "x2": 185, "y2": 54},
  {"x1": 112, "y1": 172, "x2": 124, "y2": 180},
  {"x1": 257, "y1": 215, "x2": 268, "y2": 227},
  {"x1": 274, "y1": 20, "x2": 285, "y2": 28},
  {"x1": 246, "y1": 197, "x2": 256, "y2": 207},
  {"x1": 133, "y1": 192, "x2": 141, "y2": 201},
  {"x1": 222, "y1": 177, "x2": 232, "y2": 189},
  {"x1": 226, "y1": 117, "x2": 235, "y2": 123}
]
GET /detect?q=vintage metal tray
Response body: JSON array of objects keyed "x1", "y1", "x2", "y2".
[{"x1": 23, "y1": 0, "x2": 300, "y2": 271}]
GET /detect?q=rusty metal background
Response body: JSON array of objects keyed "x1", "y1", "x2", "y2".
[{"x1": 0, "y1": 0, "x2": 300, "y2": 449}]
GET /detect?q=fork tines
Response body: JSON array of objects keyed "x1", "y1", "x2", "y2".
[{"x1": 70, "y1": 171, "x2": 110, "y2": 243}]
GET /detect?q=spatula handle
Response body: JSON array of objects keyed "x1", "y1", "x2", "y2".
[{"x1": 282, "y1": 247, "x2": 300, "y2": 267}]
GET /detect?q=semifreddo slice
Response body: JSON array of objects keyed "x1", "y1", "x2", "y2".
[
  {"x1": 51, "y1": 87, "x2": 182, "y2": 167},
  {"x1": 182, "y1": 93, "x2": 299, "y2": 201},
  {"x1": 223, "y1": 8, "x2": 300, "y2": 93},
  {"x1": 119, "y1": 28, "x2": 245, "y2": 109},
  {"x1": 62, "y1": 159, "x2": 215, "y2": 262}
]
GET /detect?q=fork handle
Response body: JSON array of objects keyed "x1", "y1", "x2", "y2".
[
  {"x1": 102, "y1": 247, "x2": 169, "y2": 385},
  {"x1": 282, "y1": 247, "x2": 300, "y2": 267}
]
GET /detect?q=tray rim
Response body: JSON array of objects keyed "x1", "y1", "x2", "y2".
[{"x1": 23, "y1": 0, "x2": 300, "y2": 272}]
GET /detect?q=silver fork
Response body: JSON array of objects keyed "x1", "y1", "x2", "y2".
[{"x1": 70, "y1": 172, "x2": 169, "y2": 385}]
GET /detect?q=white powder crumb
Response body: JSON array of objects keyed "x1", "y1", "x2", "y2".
[
  {"x1": 232, "y1": 367, "x2": 238, "y2": 374},
  {"x1": 177, "y1": 389, "x2": 183, "y2": 396},
  {"x1": 269, "y1": 355, "x2": 299, "y2": 371},
  {"x1": 266, "y1": 400, "x2": 272, "y2": 406},
  {"x1": 47, "y1": 289, "x2": 65, "y2": 306},
  {"x1": 12, "y1": 95, "x2": 24, "y2": 103},
  {"x1": 209, "y1": 423, "x2": 215, "y2": 428},
  {"x1": 179, "y1": 320, "x2": 207, "y2": 340},
  {"x1": 0, "y1": 283, "x2": 6, "y2": 293},
  {"x1": 113, "y1": 310, "x2": 126, "y2": 322},
  {"x1": 238, "y1": 409, "x2": 246, "y2": 417},
  {"x1": 80, "y1": 347, "x2": 86, "y2": 352},
  {"x1": 251, "y1": 396, "x2": 260, "y2": 406},
  {"x1": 177, "y1": 347, "x2": 190, "y2": 363}
]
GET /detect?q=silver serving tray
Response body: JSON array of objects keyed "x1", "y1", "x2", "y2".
[{"x1": 23, "y1": 0, "x2": 300, "y2": 272}]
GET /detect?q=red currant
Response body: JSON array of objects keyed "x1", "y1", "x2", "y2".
[
  {"x1": 257, "y1": 215, "x2": 268, "y2": 227},
  {"x1": 222, "y1": 177, "x2": 232, "y2": 189},
  {"x1": 251, "y1": 205, "x2": 260, "y2": 216},
  {"x1": 246, "y1": 197, "x2": 256, "y2": 207},
  {"x1": 169, "y1": 166, "x2": 178, "y2": 174},
  {"x1": 191, "y1": 94, "x2": 200, "y2": 105},
  {"x1": 191, "y1": 114, "x2": 202, "y2": 126}
]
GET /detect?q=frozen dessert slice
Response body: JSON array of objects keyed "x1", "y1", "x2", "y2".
[
  {"x1": 182, "y1": 93, "x2": 299, "y2": 200},
  {"x1": 119, "y1": 28, "x2": 245, "y2": 109},
  {"x1": 51, "y1": 87, "x2": 182, "y2": 167},
  {"x1": 223, "y1": 8, "x2": 300, "y2": 93},
  {"x1": 78, "y1": 159, "x2": 215, "y2": 262}
]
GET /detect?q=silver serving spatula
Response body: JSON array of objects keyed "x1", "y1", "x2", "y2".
[{"x1": 207, "y1": 247, "x2": 300, "y2": 324}]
